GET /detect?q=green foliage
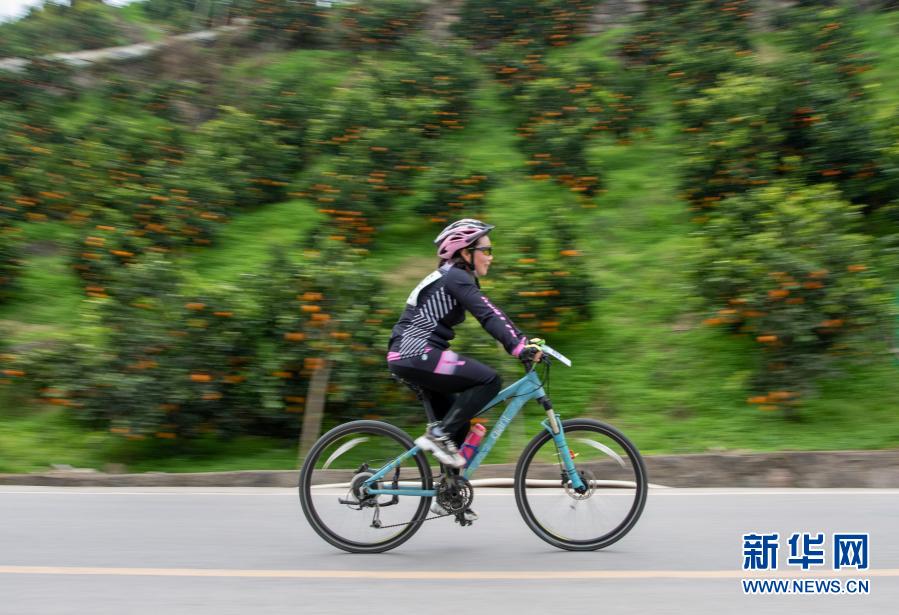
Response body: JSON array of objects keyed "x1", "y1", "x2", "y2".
[
  {"x1": 107, "y1": 77, "x2": 212, "y2": 125},
  {"x1": 0, "y1": 1, "x2": 126, "y2": 57},
  {"x1": 456, "y1": 0, "x2": 600, "y2": 91},
  {"x1": 514, "y1": 73, "x2": 608, "y2": 198},
  {"x1": 334, "y1": 0, "x2": 427, "y2": 50},
  {"x1": 679, "y1": 60, "x2": 886, "y2": 211},
  {"x1": 0, "y1": 224, "x2": 23, "y2": 303},
  {"x1": 297, "y1": 43, "x2": 479, "y2": 243},
  {"x1": 1, "y1": 2, "x2": 898, "y2": 466},
  {"x1": 695, "y1": 182, "x2": 893, "y2": 412},
  {"x1": 490, "y1": 214, "x2": 598, "y2": 335},
  {"x1": 242, "y1": 0, "x2": 329, "y2": 47},
  {"x1": 249, "y1": 74, "x2": 317, "y2": 173},
  {"x1": 2, "y1": 239, "x2": 396, "y2": 440},
  {"x1": 679, "y1": 72, "x2": 786, "y2": 213},
  {"x1": 773, "y1": 56, "x2": 885, "y2": 206},
  {"x1": 415, "y1": 162, "x2": 492, "y2": 223},
  {"x1": 512, "y1": 52, "x2": 657, "y2": 196},
  {"x1": 619, "y1": 0, "x2": 755, "y2": 107},
  {"x1": 0, "y1": 60, "x2": 77, "y2": 113},
  {"x1": 140, "y1": 0, "x2": 240, "y2": 31},
  {"x1": 455, "y1": 0, "x2": 599, "y2": 49},
  {"x1": 141, "y1": 0, "x2": 197, "y2": 28},
  {"x1": 774, "y1": 4, "x2": 875, "y2": 90},
  {"x1": 256, "y1": 242, "x2": 393, "y2": 421},
  {"x1": 182, "y1": 106, "x2": 295, "y2": 208}
]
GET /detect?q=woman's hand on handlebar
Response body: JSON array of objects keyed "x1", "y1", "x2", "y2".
[{"x1": 519, "y1": 339, "x2": 545, "y2": 364}]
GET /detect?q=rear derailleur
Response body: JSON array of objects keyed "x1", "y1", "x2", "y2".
[{"x1": 338, "y1": 463, "x2": 400, "y2": 529}]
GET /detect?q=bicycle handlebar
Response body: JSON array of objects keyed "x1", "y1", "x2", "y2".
[{"x1": 520, "y1": 340, "x2": 572, "y2": 370}]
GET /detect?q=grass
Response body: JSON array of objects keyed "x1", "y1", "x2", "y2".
[
  {"x1": 856, "y1": 10, "x2": 899, "y2": 121},
  {"x1": 0, "y1": 222, "x2": 83, "y2": 344},
  {"x1": 0, "y1": 393, "x2": 301, "y2": 474},
  {"x1": 226, "y1": 48, "x2": 354, "y2": 96},
  {"x1": 0, "y1": 400, "x2": 115, "y2": 474},
  {"x1": 178, "y1": 199, "x2": 324, "y2": 292}
]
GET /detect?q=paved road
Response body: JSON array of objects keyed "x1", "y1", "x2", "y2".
[{"x1": 1, "y1": 487, "x2": 896, "y2": 614}]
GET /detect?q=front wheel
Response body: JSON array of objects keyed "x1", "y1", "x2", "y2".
[
  {"x1": 299, "y1": 420, "x2": 433, "y2": 553},
  {"x1": 514, "y1": 418, "x2": 648, "y2": 551}
]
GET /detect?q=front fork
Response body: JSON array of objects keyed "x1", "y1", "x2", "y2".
[{"x1": 539, "y1": 397, "x2": 587, "y2": 493}]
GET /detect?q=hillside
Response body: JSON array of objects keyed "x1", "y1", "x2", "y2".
[{"x1": 0, "y1": 1, "x2": 897, "y2": 473}]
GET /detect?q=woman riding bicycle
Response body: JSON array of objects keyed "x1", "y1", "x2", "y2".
[
  {"x1": 386, "y1": 219, "x2": 543, "y2": 500},
  {"x1": 300, "y1": 218, "x2": 646, "y2": 550}
]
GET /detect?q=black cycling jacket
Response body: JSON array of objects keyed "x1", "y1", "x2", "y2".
[{"x1": 387, "y1": 262, "x2": 526, "y2": 360}]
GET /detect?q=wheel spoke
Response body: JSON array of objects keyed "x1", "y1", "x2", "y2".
[
  {"x1": 515, "y1": 420, "x2": 647, "y2": 550},
  {"x1": 299, "y1": 421, "x2": 431, "y2": 553}
]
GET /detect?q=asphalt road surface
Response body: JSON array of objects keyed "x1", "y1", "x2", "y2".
[{"x1": 1, "y1": 486, "x2": 896, "y2": 614}]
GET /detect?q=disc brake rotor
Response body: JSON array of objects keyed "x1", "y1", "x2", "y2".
[{"x1": 563, "y1": 468, "x2": 596, "y2": 501}]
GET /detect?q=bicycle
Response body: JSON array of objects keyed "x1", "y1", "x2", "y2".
[{"x1": 298, "y1": 341, "x2": 648, "y2": 553}]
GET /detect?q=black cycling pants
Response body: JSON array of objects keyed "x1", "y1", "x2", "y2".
[{"x1": 388, "y1": 349, "x2": 502, "y2": 446}]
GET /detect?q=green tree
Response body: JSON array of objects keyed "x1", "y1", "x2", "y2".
[
  {"x1": 241, "y1": 0, "x2": 328, "y2": 48},
  {"x1": 334, "y1": 0, "x2": 428, "y2": 50},
  {"x1": 695, "y1": 182, "x2": 893, "y2": 413},
  {"x1": 490, "y1": 214, "x2": 599, "y2": 335},
  {"x1": 181, "y1": 106, "x2": 295, "y2": 209}
]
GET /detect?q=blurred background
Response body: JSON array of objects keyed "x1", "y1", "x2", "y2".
[{"x1": 0, "y1": 0, "x2": 896, "y2": 474}]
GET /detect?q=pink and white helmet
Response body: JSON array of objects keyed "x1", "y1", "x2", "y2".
[{"x1": 434, "y1": 218, "x2": 495, "y2": 260}]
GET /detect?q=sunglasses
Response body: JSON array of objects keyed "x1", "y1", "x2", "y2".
[{"x1": 469, "y1": 246, "x2": 493, "y2": 257}]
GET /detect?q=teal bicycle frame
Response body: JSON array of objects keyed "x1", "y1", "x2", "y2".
[{"x1": 362, "y1": 368, "x2": 586, "y2": 497}]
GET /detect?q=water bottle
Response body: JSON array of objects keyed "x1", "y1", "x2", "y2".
[{"x1": 460, "y1": 423, "x2": 487, "y2": 465}]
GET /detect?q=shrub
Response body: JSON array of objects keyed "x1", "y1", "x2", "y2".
[
  {"x1": 695, "y1": 182, "x2": 893, "y2": 413},
  {"x1": 2, "y1": 240, "x2": 398, "y2": 440},
  {"x1": 456, "y1": 0, "x2": 600, "y2": 92},
  {"x1": 242, "y1": 0, "x2": 329, "y2": 48},
  {"x1": 249, "y1": 74, "x2": 319, "y2": 174},
  {"x1": 415, "y1": 162, "x2": 492, "y2": 223},
  {"x1": 455, "y1": 0, "x2": 599, "y2": 50},
  {"x1": 679, "y1": 73, "x2": 785, "y2": 214},
  {"x1": 181, "y1": 106, "x2": 295, "y2": 209},
  {"x1": 514, "y1": 70, "x2": 613, "y2": 197},
  {"x1": 0, "y1": 224, "x2": 22, "y2": 303},
  {"x1": 618, "y1": 0, "x2": 755, "y2": 108},
  {"x1": 774, "y1": 4, "x2": 874, "y2": 91},
  {"x1": 490, "y1": 214, "x2": 599, "y2": 335},
  {"x1": 0, "y1": 60, "x2": 77, "y2": 114},
  {"x1": 297, "y1": 47, "x2": 478, "y2": 242},
  {"x1": 772, "y1": 56, "x2": 885, "y2": 206},
  {"x1": 334, "y1": 0, "x2": 427, "y2": 50},
  {"x1": 142, "y1": 0, "x2": 241, "y2": 31},
  {"x1": 679, "y1": 61, "x2": 886, "y2": 213},
  {"x1": 262, "y1": 242, "x2": 392, "y2": 423},
  {"x1": 0, "y1": 1, "x2": 125, "y2": 57}
]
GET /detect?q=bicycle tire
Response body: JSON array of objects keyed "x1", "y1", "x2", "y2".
[
  {"x1": 514, "y1": 418, "x2": 648, "y2": 551},
  {"x1": 299, "y1": 420, "x2": 433, "y2": 553}
]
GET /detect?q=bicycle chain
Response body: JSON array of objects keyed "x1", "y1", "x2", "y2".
[
  {"x1": 366, "y1": 475, "x2": 472, "y2": 530},
  {"x1": 373, "y1": 511, "x2": 454, "y2": 530}
]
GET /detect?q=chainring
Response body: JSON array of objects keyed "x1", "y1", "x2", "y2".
[{"x1": 435, "y1": 475, "x2": 474, "y2": 514}]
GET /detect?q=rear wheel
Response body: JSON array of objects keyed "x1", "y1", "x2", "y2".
[
  {"x1": 299, "y1": 420, "x2": 432, "y2": 553},
  {"x1": 514, "y1": 418, "x2": 648, "y2": 551}
]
